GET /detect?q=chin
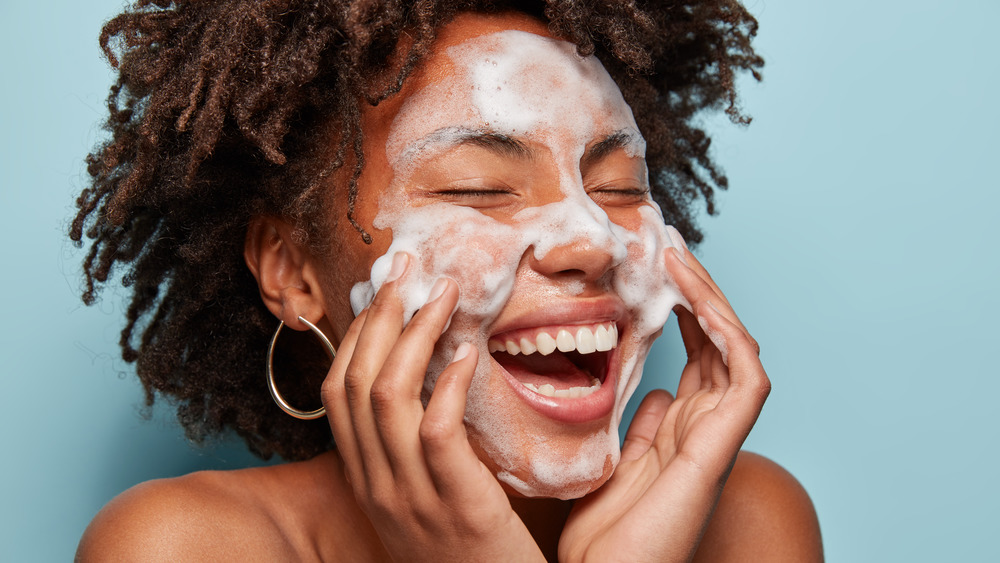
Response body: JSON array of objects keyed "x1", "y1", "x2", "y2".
[{"x1": 490, "y1": 442, "x2": 618, "y2": 501}]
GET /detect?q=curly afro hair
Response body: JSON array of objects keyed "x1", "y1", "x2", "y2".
[{"x1": 70, "y1": 0, "x2": 763, "y2": 461}]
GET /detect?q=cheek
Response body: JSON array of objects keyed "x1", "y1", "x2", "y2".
[
  {"x1": 612, "y1": 206, "x2": 686, "y2": 336},
  {"x1": 413, "y1": 215, "x2": 525, "y2": 321},
  {"x1": 604, "y1": 208, "x2": 688, "y2": 425},
  {"x1": 603, "y1": 205, "x2": 649, "y2": 234},
  {"x1": 352, "y1": 205, "x2": 527, "y2": 324}
]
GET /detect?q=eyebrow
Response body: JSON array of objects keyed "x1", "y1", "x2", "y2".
[
  {"x1": 451, "y1": 130, "x2": 533, "y2": 160},
  {"x1": 394, "y1": 126, "x2": 534, "y2": 167},
  {"x1": 582, "y1": 130, "x2": 642, "y2": 166}
]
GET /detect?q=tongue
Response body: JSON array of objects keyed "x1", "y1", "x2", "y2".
[{"x1": 493, "y1": 351, "x2": 594, "y2": 390}]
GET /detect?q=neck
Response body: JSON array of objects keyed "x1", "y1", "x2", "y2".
[{"x1": 509, "y1": 496, "x2": 574, "y2": 562}]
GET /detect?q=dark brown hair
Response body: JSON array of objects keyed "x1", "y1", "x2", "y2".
[{"x1": 70, "y1": 0, "x2": 763, "y2": 460}]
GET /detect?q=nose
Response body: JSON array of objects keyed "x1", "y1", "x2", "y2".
[
  {"x1": 530, "y1": 239, "x2": 617, "y2": 281},
  {"x1": 526, "y1": 200, "x2": 627, "y2": 281}
]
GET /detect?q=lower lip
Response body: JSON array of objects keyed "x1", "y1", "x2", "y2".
[{"x1": 494, "y1": 350, "x2": 618, "y2": 424}]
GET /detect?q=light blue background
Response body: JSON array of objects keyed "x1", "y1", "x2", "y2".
[{"x1": 2, "y1": 0, "x2": 997, "y2": 560}]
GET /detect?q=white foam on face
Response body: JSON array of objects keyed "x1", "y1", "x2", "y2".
[
  {"x1": 350, "y1": 30, "x2": 687, "y2": 499},
  {"x1": 565, "y1": 279, "x2": 585, "y2": 296}
]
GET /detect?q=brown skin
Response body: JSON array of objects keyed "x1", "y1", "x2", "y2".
[
  {"x1": 78, "y1": 13, "x2": 822, "y2": 562},
  {"x1": 77, "y1": 452, "x2": 820, "y2": 561},
  {"x1": 73, "y1": 0, "x2": 766, "y2": 464}
]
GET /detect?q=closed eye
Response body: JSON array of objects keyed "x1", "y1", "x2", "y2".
[
  {"x1": 587, "y1": 185, "x2": 650, "y2": 206},
  {"x1": 430, "y1": 185, "x2": 519, "y2": 208},
  {"x1": 433, "y1": 187, "x2": 515, "y2": 197}
]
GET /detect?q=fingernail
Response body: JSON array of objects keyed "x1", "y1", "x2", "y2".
[
  {"x1": 667, "y1": 225, "x2": 690, "y2": 254},
  {"x1": 426, "y1": 278, "x2": 450, "y2": 304},
  {"x1": 451, "y1": 342, "x2": 473, "y2": 363},
  {"x1": 384, "y1": 252, "x2": 409, "y2": 283},
  {"x1": 672, "y1": 247, "x2": 688, "y2": 266},
  {"x1": 706, "y1": 300, "x2": 721, "y2": 315}
]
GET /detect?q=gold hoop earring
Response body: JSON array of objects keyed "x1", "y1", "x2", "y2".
[{"x1": 266, "y1": 316, "x2": 334, "y2": 420}]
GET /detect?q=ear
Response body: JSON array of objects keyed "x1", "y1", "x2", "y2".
[{"x1": 244, "y1": 216, "x2": 326, "y2": 331}]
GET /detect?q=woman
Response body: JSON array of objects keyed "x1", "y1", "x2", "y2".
[{"x1": 73, "y1": 0, "x2": 822, "y2": 560}]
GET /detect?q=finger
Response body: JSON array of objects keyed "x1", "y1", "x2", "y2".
[
  {"x1": 674, "y1": 304, "x2": 704, "y2": 359},
  {"x1": 665, "y1": 249, "x2": 759, "y2": 356},
  {"x1": 321, "y1": 308, "x2": 369, "y2": 487},
  {"x1": 673, "y1": 246, "x2": 732, "y2": 310},
  {"x1": 419, "y1": 342, "x2": 485, "y2": 499},
  {"x1": 697, "y1": 306, "x2": 731, "y2": 390},
  {"x1": 673, "y1": 306, "x2": 706, "y2": 397},
  {"x1": 341, "y1": 252, "x2": 411, "y2": 476},
  {"x1": 699, "y1": 301, "x2": 770, "y2": 429},
  {"x1": 371, "y1": 278, "x2": 460, "y2": 476},
  {"x1": 667, "y1": 226, "x2": 734, "y2": 311},
  {"x1": 676, "y1": 361, "x2": 703, "y2": 398},
  {"x1": 621, "y1": 389, "x2": 674, "y2": 463},
  {"x1": 685, "y1": 247, "x2": 762, "y2": 355}
]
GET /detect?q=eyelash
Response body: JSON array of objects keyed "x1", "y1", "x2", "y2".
[
  {"x1": 591, "y1": 186, "x2": 649, "y2": 195},
  {"x1": 432, "y1": 185, "x2": 648, "y2": 207},
  {"x1": 588, "y1": 186, "x2": 650, "y2": 202},
  {"x1": 434, "y1": 187, "x2": 514, "y2": 198}
]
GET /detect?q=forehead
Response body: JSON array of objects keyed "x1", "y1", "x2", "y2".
[{"x1": 384, "y1": 18, "x2": 640, "y2": 168}]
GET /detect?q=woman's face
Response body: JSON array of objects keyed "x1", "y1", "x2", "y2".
[{"x1": 322, "y1": 12, "x2": 685, "y2": 499}]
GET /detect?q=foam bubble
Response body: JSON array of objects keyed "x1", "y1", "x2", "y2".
[
  {"x1": 350, "y1": 30, "x2": 688, "y2": 498},
  {"x1": 698, "y1": 315, "x2": 729, "y2": 365}
]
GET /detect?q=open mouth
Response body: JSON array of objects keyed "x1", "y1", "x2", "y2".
[{"x1": 487, "y1": 322, "x2": 617, "y2": 399}]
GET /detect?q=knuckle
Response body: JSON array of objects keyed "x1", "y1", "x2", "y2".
[
  {"x1": 410, "y1": 497, "x2": 455, "y2": 530},
  {"x1": 342, "y1": 368, "x2": 369, "y2": 400},
  {"x1": 419, "y1": 416, "x2": 454, "y2": 447},
  {"x1": 363, "y1": 488, "x2": 397, "y2": 518},
  {"x1": 752, "y1": 372, "x2": 772, "y2": 400},
  {"x1": 411, "y1": 503, "x2": 438, "y2": 528},
  {"x1": 368, "y1": 379, "x2": 398, "y2": 413},
  {"x1": 320, "y1": 377, "x2": 341, "y2": 405}
]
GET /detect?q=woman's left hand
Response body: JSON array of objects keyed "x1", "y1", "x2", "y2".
[{"x1": 558, "y1": 246, "x2": 770, "y2": 562}]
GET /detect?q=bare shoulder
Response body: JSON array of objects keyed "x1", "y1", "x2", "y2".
[
  {"x1": 694, "y1": 451, "x2": 824, "y2": 563},
  {"x1": 75, "y1": 468, "x2": 296, "y2": 562},
  {"x1": 76, "y1": 452, "x2": 385, "y2": 562}
]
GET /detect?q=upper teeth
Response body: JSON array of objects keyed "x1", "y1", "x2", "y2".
[{"x1": 488, "y1": 323, "x2": 618, "y2": 356}]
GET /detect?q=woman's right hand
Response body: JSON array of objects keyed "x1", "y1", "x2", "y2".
[{"x1": 321, "y1": 253, "x2": 544, "y2": 562}]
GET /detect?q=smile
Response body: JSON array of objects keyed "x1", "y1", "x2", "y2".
[
  {"x1": 487, "y1": 322, "x2": 618, "y2": 416},
  {"x1": 487, "y1": 322, "x2": 618, "y2": 356}
]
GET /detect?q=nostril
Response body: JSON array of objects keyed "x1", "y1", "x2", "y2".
[{"x1": 530, "y1": 240, "x2": 617, "y2": 281}]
